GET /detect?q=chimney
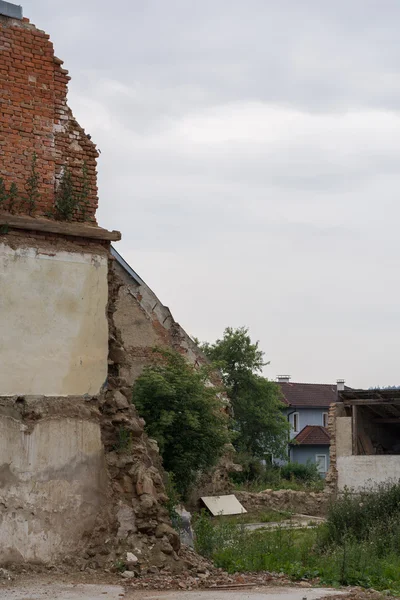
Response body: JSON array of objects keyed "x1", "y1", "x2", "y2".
[
  {"x1": 337, "y1": 379, "x2": 345, "y2": 392},
  {"x1": 277, "y1": 375, "x2": 291, "y2": 383},
  {"x1": 0, "y1": 1, "x2": 23, "y2": 19}
]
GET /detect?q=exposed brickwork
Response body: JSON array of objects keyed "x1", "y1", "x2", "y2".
[
  {"x1": 325, "y1": 402, "x2": 339, "y2": 492},
  {"x1": 0, "y1": 14, "x2": 99, "y2": 222}
]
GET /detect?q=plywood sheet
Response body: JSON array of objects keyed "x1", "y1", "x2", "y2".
[{"x1": 201, "y1": 494, "x2": 247, "y2": 516}]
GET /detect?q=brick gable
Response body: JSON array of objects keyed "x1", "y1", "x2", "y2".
[{"x1": 0, "y1": 14, "x2": 99, "y2": 222}]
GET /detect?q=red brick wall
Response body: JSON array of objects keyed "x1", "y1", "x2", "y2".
[{"x1": 0, "y1": 14, "x2": 99, "y2": 223}]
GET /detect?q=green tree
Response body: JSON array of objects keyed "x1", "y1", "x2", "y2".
[
  {"x1": 201, "y1": 327, "x2": 289, "y2": 459},
  {"x1": 132, "y1": 348, "x2": 230, "y2": 498}
]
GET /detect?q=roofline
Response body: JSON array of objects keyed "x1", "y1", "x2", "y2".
[
  {"x1": 284, "y1": 404, "x2": 336, "y2": 409},
  {"x1": 111, "y1": 245, "x2": 145, "y2": 286},
  {"x1": 290, "y1": 425, "x2": 331, "y2": 446},
  {"x1": 289, "y1": 440, "x2": 330, "y2": 446},
  {"x1": 339, "y1": 388, "x2": 400, "y2": 401},
  {"x1": 277, "y1": 381, "x2": 340, "y2": 387}
]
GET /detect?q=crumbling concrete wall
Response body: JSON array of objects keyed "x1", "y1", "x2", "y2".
[
  {"x1": 0, "y1": 12, "x2": 99, "y2": 221},
  {"x1": 0, "y1": 6, "x2": 212, "y2": 570},
  {"x1": 0, "y1": 229, "x2": 112, "y2": 564},
  {"x1": 97, "y1": 262, "x2": 182, "y2": 571},
  {"x1": 0, "y1": 1, "x2": 183, "y2": 563},
  {"x1": 0, "y1": 239, "x2": 108, "y2": 396},
  {"x1": 0, "y1": 398, "x2": 109, "y2": 563},
  {"x1": 0, "y1": 235, "x2": 182, "y2": 568}
]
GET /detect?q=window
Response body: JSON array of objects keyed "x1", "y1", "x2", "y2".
[
  {"x1": 322, "y1": 412, "x2": 329, "y2": 428},
  {"x1": 316, "y1": 454, "x2": 327, "y2": 473},
  {"x1": 292, "y1": 412, "x2": 300, "y2": 433}
]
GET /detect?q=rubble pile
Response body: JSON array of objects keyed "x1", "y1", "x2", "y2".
[{"x1": 126, "y1": 568, "x2": 293, "y2": 591}]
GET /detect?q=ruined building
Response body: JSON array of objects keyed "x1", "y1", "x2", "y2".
[
  {"x1": 0, "y1": 1, "x2": 225, "y2": 567},
  {"x1": 328, "y1": 388, "x2": 400, "y2": 492}
]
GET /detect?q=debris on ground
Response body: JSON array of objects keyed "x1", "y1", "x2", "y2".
[
  {"x1": 125, "y1": 551, "x2": 294, "y2": 591},
  {"x1": 320, "y1": 590, "x2": 396, "y2": 600},
  {"x1": 1, "y1": 548, "x2": 397, "y2": 599},
  {"x1": 0, "y1": 569, "x2": 13, "y2": 582},
  {"x1": 126, "y1": 570, "x2": 293, "y2": 591}
]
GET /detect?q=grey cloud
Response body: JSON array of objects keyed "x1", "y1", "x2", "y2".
[
  {"x1": 25, "y1": 0, "x2": 400, "y2": 112},
  {"x1": 19, "y1": 0, "x2": 400, "y2": 386}
]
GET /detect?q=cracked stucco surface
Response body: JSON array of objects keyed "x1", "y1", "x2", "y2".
[{"x1": 0, "y1": 243, "x2": 108, "y2": 396}]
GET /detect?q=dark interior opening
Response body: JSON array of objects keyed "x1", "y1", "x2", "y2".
[{"x1": 355, "y1": 404, "x2": 400, "y2": 455}]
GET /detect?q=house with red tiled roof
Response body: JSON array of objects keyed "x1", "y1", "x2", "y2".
[{"x1": 276, "y1": 376, "x2": 345, "y2": 475}]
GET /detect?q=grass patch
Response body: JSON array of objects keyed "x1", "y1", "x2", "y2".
[{"x1": 193, "y1": 483, "x2": 400, "y2": 595}]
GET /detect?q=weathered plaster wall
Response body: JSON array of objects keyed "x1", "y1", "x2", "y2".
[
  {"x1": 336, "y1": 417, "x2": 352, "y2": 457},
  {"x1": 337, "y1": 456, "x2": 400, "y2": 491},
  {"x1": 0, "y1": 242, "x2": 108, "y2": 396},
  {"x1": 0, "y1": 410, "x2": 108, "y2": 563}
]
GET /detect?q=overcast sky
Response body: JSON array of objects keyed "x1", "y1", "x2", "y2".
[{"x1": 22, "y1": 0, "x2": 400, "y2": 388}]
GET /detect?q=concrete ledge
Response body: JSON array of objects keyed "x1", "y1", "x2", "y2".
[{"x1": 0, "y1": 213, "x2": 121, "y2": 242}]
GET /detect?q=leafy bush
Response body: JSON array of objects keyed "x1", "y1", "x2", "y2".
[
  {"x1": 230, "y1": 452, "x2": 281, "y2": 487},
  {"x1": 132, "y1": 348, "x2": 230, "y2": 498},
  {"x1": 280, "y1": 460, "x2": 321, "y2": 483},
  {"x1": 230, "y1": 456, "x2": 324, "y2": 492}
]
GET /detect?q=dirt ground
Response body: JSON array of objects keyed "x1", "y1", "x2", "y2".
[
  {"x1": 0, "y1": 573, "x2": 391, "y2": 600},
  {"x1": 0, "y1": 581, "x2": 347, "y2": 600}
]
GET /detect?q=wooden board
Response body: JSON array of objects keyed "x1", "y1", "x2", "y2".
[{"x1": 201, "y1": 495, "x2": 247, "y2": 516}]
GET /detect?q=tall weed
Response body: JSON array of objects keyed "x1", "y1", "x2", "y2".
[
  {"x1": 324, "y1": 482, "x2": 400, "y2": 545},
  {"x1": 193, "y1": 484, "x2": 400, "y2": 594}
]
